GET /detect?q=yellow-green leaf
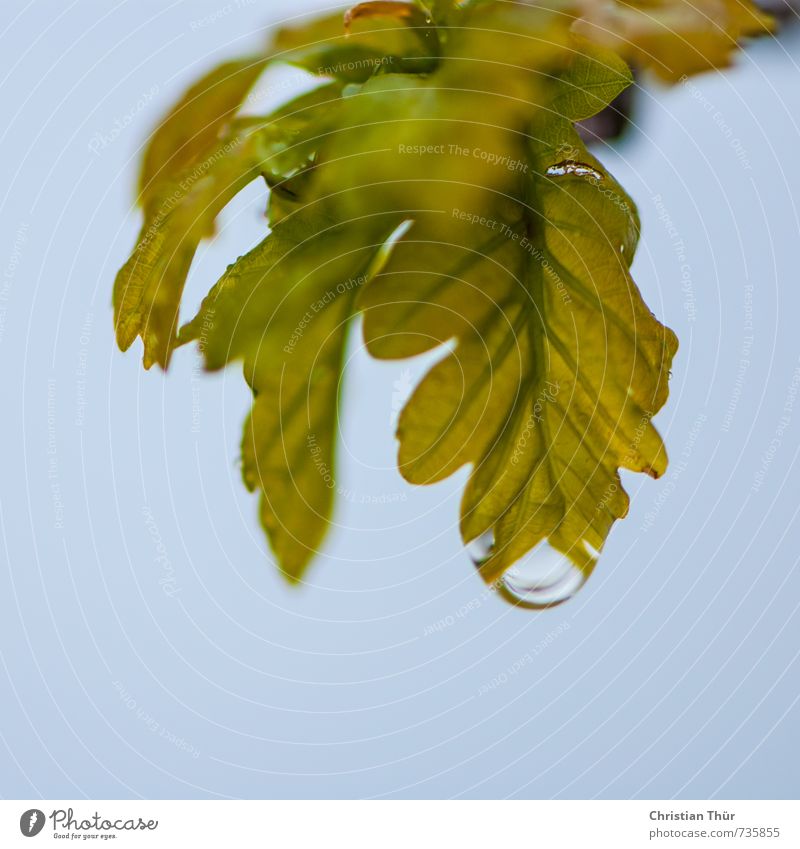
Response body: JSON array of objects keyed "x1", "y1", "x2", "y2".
[
  {"x1": 573, "y1": 0, "x2": 772, "y2": 80},
  {"x1": 182, "y1": 214, "x2": 400, "y2": 579},
  {"x1": 552, "y1": 37, "x2": 634, "y2": 123},
  {"x1": 274, "y1": 6, "x2": 438, "y2": 81},
  {"x1": 115, "y1": 100, "x2": 329, "y2": 369},
  {"x1": 115, "y1": 128, "x2": 262, "y2": 369},
  {"x1": 138, "y1": 56, "x2": 268, "y2": 204}
]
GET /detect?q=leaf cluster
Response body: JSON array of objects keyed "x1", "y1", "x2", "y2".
[{"x1": 114, "y1": 0, "x2": 769, "y2": 602}]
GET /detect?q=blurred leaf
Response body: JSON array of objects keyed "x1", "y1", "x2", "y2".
[
  {"x1": 573, "y1": 0, "x2": 773, "y2": 80},
  {"x1": 275, "y1": 6, "x2": 438, "y2": 80},
  {"x1": 138, "y1": 56, "x2": 268, "y2": 204},
  {"x1": 115, "y1": 85, "x2": 340, "y2": 369}
]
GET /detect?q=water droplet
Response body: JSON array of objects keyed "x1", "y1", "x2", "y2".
[
  {"x1": 546, "y1": 160, "x2": 603, "y2": 181},
  {"x1": 620, "y1": 244, "x2": 625, "y2": 254},
  {"x1": 466, "y1": 530, "x2": 494, "y2": 566},
  {"x1": 498, "y1": 542, "x2": 586, "y2": 608}
]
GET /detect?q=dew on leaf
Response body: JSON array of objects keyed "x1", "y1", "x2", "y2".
[{"x1": 546, "y1": 160, "x2": 603, "y2": 181}]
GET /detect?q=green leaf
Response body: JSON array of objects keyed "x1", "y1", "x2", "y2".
[
  {"x1": 115, "y1": 126, "x2": 263, "y2": 369},
  {"x1": 115, "y1": 90, "x2": 337, "y2": 369},
  {"x1": 274, "y1": 6, "x2": 438, "y2": 81},
  {"x1": 182, "y1": 214, "x2": 400, "y2": 579},
  {"x1": 573, "y1": 0, "x2": 772, "y2": 80},
  {"x1": 261, "y1": 82, "x2": 344, "y2": 227},
  {"x1": 552, "y1": 37, "x2": 633, "y2": 123},
  {"x1": 138, "y1": 56, "x2": 268, "y2": 205}
]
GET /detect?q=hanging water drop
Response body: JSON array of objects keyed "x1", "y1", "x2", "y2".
[
  {"x1": 498, "y1": 542, "x2": 586, "y2": 608},
  {"x1": 466, "y1": 530, "x2": 494, "y2": 566}
]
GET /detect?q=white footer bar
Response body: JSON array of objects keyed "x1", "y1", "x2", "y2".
[{"x1": 2, "y1": 800, "x2": 797, "y2": 847}]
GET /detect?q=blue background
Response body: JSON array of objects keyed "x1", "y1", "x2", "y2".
[{"x1": 0, "y1": 0, "x2": 799, "y2": 799}]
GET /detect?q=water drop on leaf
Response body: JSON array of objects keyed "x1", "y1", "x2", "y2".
[
  {"x1": 545, "y1": 160, "x2": 603, "y2": 181},
  {"x1": 498, "y1": 542, "x2": 586, "y2": 608}
]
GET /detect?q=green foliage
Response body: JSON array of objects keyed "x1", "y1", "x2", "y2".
[{"x1": 114, "y1": 0, "x2": 770, "y2": 603}]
